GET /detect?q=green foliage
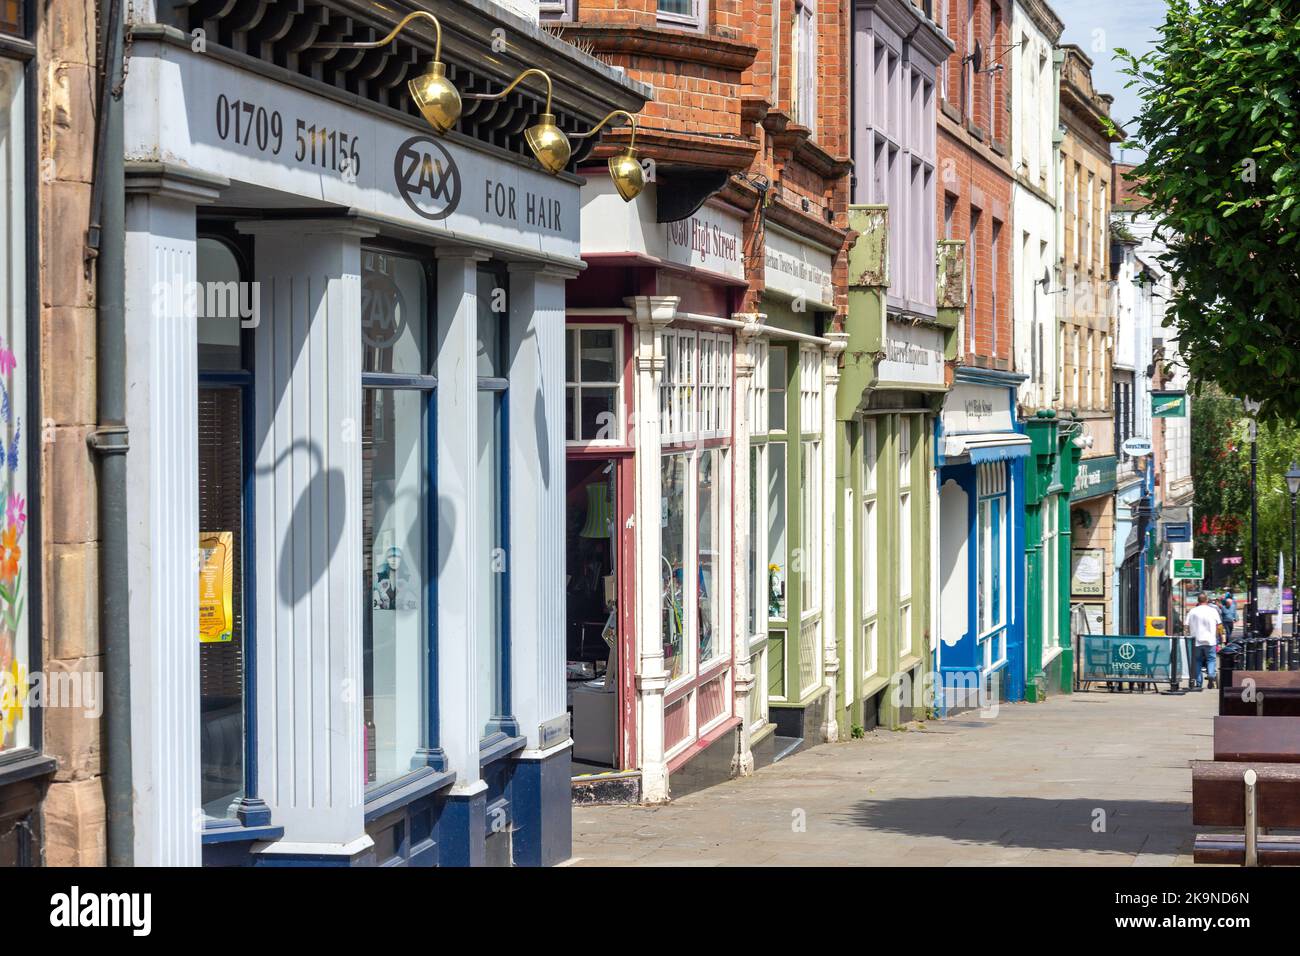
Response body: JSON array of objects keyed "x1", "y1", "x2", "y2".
[
  {"x1": 1192, "y1": 383, "x2": 1300, "y2": 587},
  {"x1": 1116, "y1": 1, "x2": 1300, "y2": 420}
]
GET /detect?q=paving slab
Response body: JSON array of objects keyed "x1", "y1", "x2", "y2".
[{"x1": 572, "y1": 687, "x2": 1216, "y2": 866}]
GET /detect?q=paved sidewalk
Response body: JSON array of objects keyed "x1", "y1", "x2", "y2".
[{"x1": 570, "y1": 686, "x2": 1217, "y2": 866}]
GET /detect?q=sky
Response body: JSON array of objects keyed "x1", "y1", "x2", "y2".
[{"x1": 1050, "y1": 0, "x2": 1170, "y2": 160}]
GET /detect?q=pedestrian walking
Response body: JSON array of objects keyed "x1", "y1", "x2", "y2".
[
  {"x1": 1219, "y1": 590, "x2": 1238, "y2": 639},
  {"x1": 1187, "y1": 591, "x2": 1224, "y2": 690}
]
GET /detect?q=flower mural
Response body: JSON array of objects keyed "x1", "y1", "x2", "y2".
[{"x1": 0, "y1": 334, "x2": 24, "y2": 752}]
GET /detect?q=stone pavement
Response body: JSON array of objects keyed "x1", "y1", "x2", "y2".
[{"x1": 569, "y1": 685, "x2": 1217, "y2": 866}]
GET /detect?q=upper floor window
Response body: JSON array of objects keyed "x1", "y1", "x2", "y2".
[
  {"x1": 658, "y1": 0, "x2": 704, "y2": 29},
  {"x1": 792, "y1": 0, "x2": 817, "y2": 134}
]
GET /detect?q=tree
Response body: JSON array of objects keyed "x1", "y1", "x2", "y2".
[{"x1": 1116, "y1": 1, "x2": 1300, "y2": 421}]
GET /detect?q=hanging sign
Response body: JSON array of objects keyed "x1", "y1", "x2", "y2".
[
  {"x1": 1121, "y1": 436, "x2": 1153, "y2": 457},
  {"x1": 1172, "y1": 558, "x2": 1204, "y2": 581},
  {"x1": 199, "y1": 531, "x2": 235, "y2": 643}
]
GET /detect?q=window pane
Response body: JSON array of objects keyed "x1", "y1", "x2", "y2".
[
  {"x1": 196, "y1": 238, "x2": 244, "y2": 370},
  {"x1": 977, "y1": 500, "x2": 989, "y2": 634},
  {"x1": 698, "y1": 450, "x2": 722, "y2": 665},
  {"x1": 661, "y1": 454, "x2": 688, "y2": 681},
  {"x1": 992, "y1": 496, "x2": 1003, "y2": 626},
  {"x1": 767, "y1": 442, "x2": 787, "y2": 619},
  {"x1": 363, "y1": 387, "x2": 428, "y2": 786},
  {"x1": 362, "y1": 252, "x2": 428, "y2": 375},
  {"x1": 476, "y1": 275, "x2": 506, "y2": 379},
  {"x1": 580, "y1": 387, "x2": 618, "y2": 442},
  {"x1": 198, "y1": 387, "x2": 245, "y2": 817},
  {"x1": 748, "y1": 446, "x2": 758, "y2": 635},
  {"x1": 768, "y1": 347, "x2": 787, "y2": 431},
  {"x1": 658, "y1": 0, "x2": 693, "y2": 16},
  {"x1": 477, "y1": 390, "x2": 505, "y2": 736},
  {"x1": 580, "y1": 328, "x2": 617, "y2": 382}
]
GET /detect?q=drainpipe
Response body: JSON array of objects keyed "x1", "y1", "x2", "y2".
[{"x1": 86, "y1": 0, "x2": 132, "y2": 866}]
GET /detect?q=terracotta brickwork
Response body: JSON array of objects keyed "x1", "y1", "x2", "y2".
[
  {"x1": 936, "y1": 0, "x2": 1015, "y2": 373},
  {"x1": 549, "y1": 0, "x2": 851, "y2": 321},
  {"x1": 37, "y1": 0, "x2": 105, "y2": 866}
]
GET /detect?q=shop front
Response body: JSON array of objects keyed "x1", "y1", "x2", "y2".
[
  {"x1": 836, "y1": 207, "x2": 954, "y2": 732},
  {"x1": 1069, "y1": 454, "x2": 1118, "y2": 665},
  {"x1": 569, "y1": 181, "x2": 747, "y2": 802},
  {"x1": 122, "y1": 4, "x2": 645, "y2": 865},
  {"x1": 1021, "y1": 413, "x2": 1081, "y2": 700},
  {"x1": 936, "y1": 372, "x2": 1031, "y2": 707}
]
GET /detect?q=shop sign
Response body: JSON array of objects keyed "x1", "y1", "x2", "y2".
[
  {"x1": 1072, "y1": 455, "x2": 1118, "y2": 501},
  {"x1": 1152, "y1": 391, "x2": 1187, "y2": 418},
  {"x1": 1172, "y1": 558, "x2": 1204, "y2": 581},
  {"x1": 1121, "y1": 436, "x2": 1153, "y2": 457},
  {"x1": 128, "y1": 43, "x2": 579, "y2": 257},
  {"x1": 663, "y1": 203, "x2": 743, "y2": 279},
  {"x1": 942, "y1": 381, "x2": 1014, "y2": 433},
  {"x1": 764, "y1": 227, "x2": 834, "y2": 307},
  {"x1": 877, "y1": 321, "x2": 945, "y2": 387},
  {"x1": 1071, "y1": 547, "x2": 1106, "y2": 597}
]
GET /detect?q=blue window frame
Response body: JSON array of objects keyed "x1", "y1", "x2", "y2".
[
  {"x1": 196, "y1": 233, "x2": 270, "y2": 829},
  {"x1": 361, "y1": 249, "x2": 441, "y2": 786},
  {"x1": 476, "y1": 264, "x2": 514, "y2": 740}
]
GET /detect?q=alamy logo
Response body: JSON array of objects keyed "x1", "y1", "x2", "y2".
[
  {"x1": 395, "y1": 135, "x2": 462, "y2": 221},
  {"x1": 49, "y1": 886, "x2": 151, "y2": 936}
]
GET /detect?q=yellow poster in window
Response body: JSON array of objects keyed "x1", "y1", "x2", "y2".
[{"x1": 199, "y1": 531, "x2": 234, "y2": 643}]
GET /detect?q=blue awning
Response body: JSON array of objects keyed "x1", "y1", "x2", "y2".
[{"x1": 943, "y1": 432, "x2": 1032, "y2": 464}]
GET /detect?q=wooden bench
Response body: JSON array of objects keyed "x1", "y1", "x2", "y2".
[
  {"x1": 1220, "y1": 685, "x2": 1300, "y2": 716},
  {"x1": 1192, "y1": 762, "x2": 1300, "y2": 865},
  {"x1": 1230, "y1": 670, "x2": 1300, "y2": 689},
  {"x1": 1213, "y1": 716, "x2": 1300, "y2": 763}
]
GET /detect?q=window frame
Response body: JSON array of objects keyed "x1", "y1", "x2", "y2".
[
  {"x1": 565, "y1": 323, "x2": 624, "y2": 447},
  {"x1": 656, "y1": 0, "x2": 707, "y2": 30}
]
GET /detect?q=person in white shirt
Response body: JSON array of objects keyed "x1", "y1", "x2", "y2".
[{"x1": 1185, "y1": 591, "x2": 1223, "y2": 690}]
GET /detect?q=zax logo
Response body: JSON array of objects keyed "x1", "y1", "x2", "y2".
[
  {"x1": 394, "y1": 135, "x2": 461, "y2": 221},
  {"x1": 50, "y1": 886, "x2": 151, "y2": 936}
]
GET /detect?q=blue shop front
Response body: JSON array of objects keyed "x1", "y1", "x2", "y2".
[
  {"x1": 120, "y1": 6, "x2": 646, "y2": 866},
  {"x1": 935, "y1": 370, "x2": 1031, "y2": 707}
]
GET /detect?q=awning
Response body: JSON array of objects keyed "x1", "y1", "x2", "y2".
[{"x1": 942, "y1": 432, "x2": 1032, "y2": 464}]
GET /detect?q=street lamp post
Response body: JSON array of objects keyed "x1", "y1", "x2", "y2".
[
  {"x1": 1245, "y1": 398, "x2": 1262, "y2": 669},
  {"x1": 1285, "y1": 462, "x2": 1300, "y2": 669}
]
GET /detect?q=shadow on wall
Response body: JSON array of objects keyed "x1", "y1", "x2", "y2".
[{"x1": 838, "y1": 796, "x2": 1192, "y2": 854}]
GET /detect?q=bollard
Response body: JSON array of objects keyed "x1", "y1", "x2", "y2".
[{"x1": 1244, "y1": 768, "x2": 1259, "y2": 868}]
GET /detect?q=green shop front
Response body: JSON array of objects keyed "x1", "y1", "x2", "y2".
[
  {"x1": 830, "y1": 206, "x2": 959, "y2": 733},
  {"x1": 1021, "y1": 412, "x2": 1082, "y2": 700}
]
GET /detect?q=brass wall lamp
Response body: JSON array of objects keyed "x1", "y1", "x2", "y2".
[
  {"x1": 465, "y1": 68, "x2": 571, "y2": 174},
  {"x1": 573, "y1": 110, "x2": 644, "y2": 202},
  {"x1": 315, "y1": 11, "x2": 461, "y2": 134}
]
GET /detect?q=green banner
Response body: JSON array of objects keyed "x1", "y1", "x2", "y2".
[
  {"x1": 1072, "y1": 455, "x2": 1117, "y2": 501},
  {"x1": 1173, "y1": 558, "x2": 1204, "y2": 580},
  {"x1": 1152, "y1": 391, "x2": 1187, "y2": 418}
]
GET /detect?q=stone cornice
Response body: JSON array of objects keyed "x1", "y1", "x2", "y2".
[
  {"x1": 557, "y1": 23, "x2": 759, "y2": 72},
  {"x1": 1018, "y1": 0, "x2": 1064, "y2": 41}
]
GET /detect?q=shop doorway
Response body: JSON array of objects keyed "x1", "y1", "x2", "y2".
[{"x1": 566, "y1": 458, "x2": 623, "y2": 775}]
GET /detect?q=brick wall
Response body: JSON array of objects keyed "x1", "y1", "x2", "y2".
[{"x1": 38, "y1": 0, "x2": 105, "y2": 866}]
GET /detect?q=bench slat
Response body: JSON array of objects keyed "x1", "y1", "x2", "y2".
[
  {"x1": 1191, "y1": 761, "x2": 1300, "y2": 827},
  {"x1": 1194, "y1": 833, "x2": 1300, "y2": 866},
  {"x1": 1214, "y1": 717, "x2": 1300, "y2": 763},
  {"x1": 1220, "y1": 687, "x2": 1300, "y2": 717},
  {"x1": 1230, "y1": 671, "x2": 1300, "y2": 689}
]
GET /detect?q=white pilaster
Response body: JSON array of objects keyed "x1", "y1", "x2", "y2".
[
  {"x1": 730, "y1": 313, "x2": 765, "y2": 776},
  {"x1": 436, "y1": 248, "x2": 492, "y2": 790},
  {"x1": 507, "y1": 262, "x2": 577, "y2": 748},
  {"x1": 820, "y1": 332, "x2": 848, "y2": 743},
  {"x1": 238, "y1": 220, "x2": 374, "y2": 849},
  {"x1": 124, "y1": 169, "x2": 222, "y2": 865},
  {"x1": 625, "y1": 294, "x2": 678, "y2": 803}
]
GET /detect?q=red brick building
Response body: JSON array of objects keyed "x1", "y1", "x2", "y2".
[
  {"x1": 544, "y1": 0, "x2": 853, "y2": 799},
  {"x1": 935, "y1": 0, "x2": 1015, "y2": 373}
]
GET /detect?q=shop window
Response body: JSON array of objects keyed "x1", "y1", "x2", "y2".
[
  {"x1": 800, "y1": 439, "x2": 820, "y2": 613},
  {"x1": 565, "y1": 326, "x2": 621, "y2": 444},
  {"x1": 477, "y1": 265, "x2": 510, "y2": 738},
  {"x1": 195, "y1": 237, "x2": 252, "y2": 819},
  {"x1": 1042, "y1": 495, "x2": 1059, "y2": 658},
  {"x1": 976, "y1": 462, "x2": 1008, "y2": 646},
  {"x1": 0, "y1": 55, "x2": 30, "y2": 762},
  {"x1": 767, "y1": 344, "x2": 787, "y2": 432},
  {"x1": 661, "y1": 454, "x2": 688, "y2": 682},
  {"x1": 898, "y1": 416, "x2": 913, "y2": 658},
  {"x1": 361, "y1": 250, "x2": 435, "y2": 787},
  {"x1": 697, "y1": 449, "x2": 725, "y2": 667},
  {"x1": 767, "y1": 441, "x2": 787, "y2": 620}
]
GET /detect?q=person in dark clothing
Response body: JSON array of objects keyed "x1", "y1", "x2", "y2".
[{"x1": 1220, "y1": 590, "x2": 1238, "y2": 639}]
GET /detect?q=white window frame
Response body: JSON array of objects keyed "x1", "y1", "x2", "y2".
[
  {"x1": 566, "y1": 324, "x2": 623, "y2": 446},
  {"x1": 657, "y1": 0, "x2": 707, "y2": 30},
  {"x1": 792, "y1": 0, "x2": 817, "y2": 135},
  {"x1": 898, "y1": 416, "x2": 913, "y2": 658},
  {"x1": 976, "y1": 463, "x2": 1008, "y2": 648},
  {"x1": 1041, "y1": 494, "x2": 1060, "y2": 662}
]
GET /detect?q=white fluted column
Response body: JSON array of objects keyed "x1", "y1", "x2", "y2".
[
  {"x1": 730, "y1": 313, "x2": 765, "y2": 775},
  {"x1": 238, "y1": 219, "x2": 374, "y2": 855},
  {"x1": 625, "y1": 295, "x2": 678, "y2": 803},
  {"x1": 435, "y1": 248, "x2": 492, "y2": 795},
  {"x1": 820, "y1": 332, "x2": 849, "y2": 743},
  {"x1": 506, "y1": 262, "x2": 577, "y2": 750},
  {"x1": 124, "y1": 168, "x2": 222, "y2": 865}
]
